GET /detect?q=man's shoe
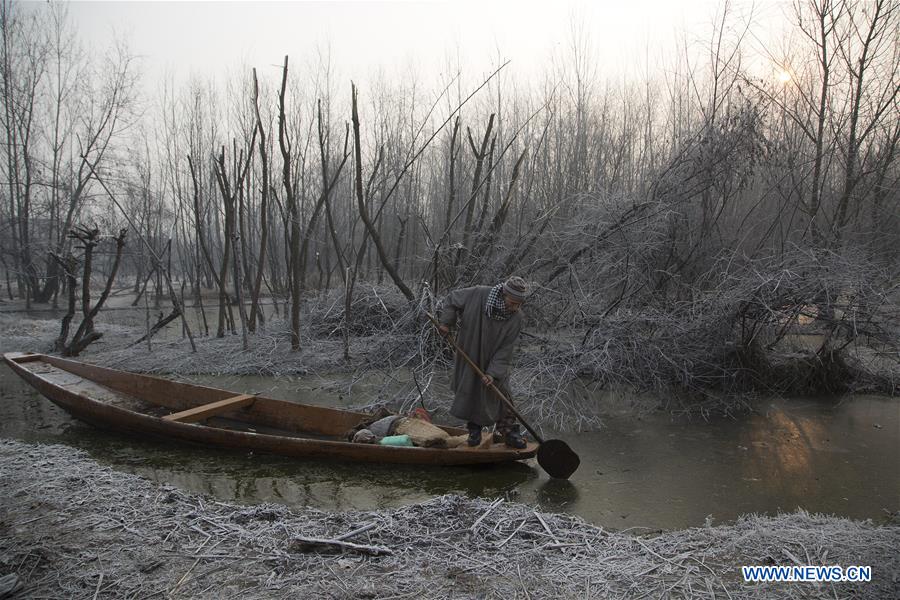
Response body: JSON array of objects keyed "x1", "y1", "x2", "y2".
[
  {"x1": 504, "y1": 431, "x2": 527, "y2": 449},
  {"x1": 467, "y1": 425, "x2": 482, "y2": 447}
]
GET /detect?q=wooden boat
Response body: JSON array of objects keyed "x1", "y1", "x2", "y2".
[{"x1": 3, "y1": 352, "x2": 538, "y2": 466}]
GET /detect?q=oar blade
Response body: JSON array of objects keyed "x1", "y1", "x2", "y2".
[{"x1": 537, "y1": 439, "x2": 580, "y2": 479}]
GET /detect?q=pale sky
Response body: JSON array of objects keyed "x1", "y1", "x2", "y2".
[{"x1": 60, "y1": 0, "x2": 779, "y2": 90}]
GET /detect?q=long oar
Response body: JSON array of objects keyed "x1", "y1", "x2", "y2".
[{"x1": 425, "y1": 312, "x2": 580, "y2": 479}]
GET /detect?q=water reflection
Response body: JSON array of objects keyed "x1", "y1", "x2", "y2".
[
  {"x1": 536, "y1": 479, "x2": 580, "y2": 511},
  {"x1": 740, "y1": 408, "x2": 823, "y2": 498},
  {"x1": 108, "y1": 441, "x2": 538, "y2": 512}
]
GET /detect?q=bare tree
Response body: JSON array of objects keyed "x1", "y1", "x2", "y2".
[
  {"x1": 831, "y1": 0, "x2": 899, "y2": 243},
  {"x1": 276, "y1": 55, "x2": 304, "y2": 349},
  {"x1": 54, "y1": 226, "x2": 127, "y2": 356},
  {"x1": 350, "y1": 83, "x2": 415, "y2": 302},
  {"x1": 0, "y1": 1, "x2": 137, "y2": 305},
  {"x1": 248, "y1": 67, "x2": 270, "y2": 332},
  {"x1": 213, "y1": 134, "x2": 256, "y2": 347}
]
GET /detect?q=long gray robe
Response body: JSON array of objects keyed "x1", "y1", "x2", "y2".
[{"x1": 439, "y1": 286, "x2": 523, "y2": 426}]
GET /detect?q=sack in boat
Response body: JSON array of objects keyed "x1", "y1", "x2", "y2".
[
  {"x1": 395, "y1": 417, "x2": 467, "y2": 449},
  {"x1": 352, "y1": 429, "x2": 377, "y2": 444},
  {"x1": 368, "y1": 415, "x2": 403, "y2": 437}
]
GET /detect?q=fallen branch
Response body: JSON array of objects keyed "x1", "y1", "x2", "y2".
[
  {"x1": 290, "y1": 536, "x2": 393, "y2": 556},
  {"x1": 128, "y1": 308, "x2": 182, "y2": 348},
  {"x1": 334, "y1": 522, "x2": 378, "y2": 541}
]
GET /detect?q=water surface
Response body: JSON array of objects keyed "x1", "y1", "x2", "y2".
[{"x1": 1, "y1": 363, "x2": 897, "y2": 531}]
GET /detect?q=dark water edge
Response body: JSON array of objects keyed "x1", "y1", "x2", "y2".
[{"x1": 1, "y1": 362, "x2": 897, "y2": 531}]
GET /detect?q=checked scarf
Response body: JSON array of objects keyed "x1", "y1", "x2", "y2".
[{"x1": 485, "y1": 284, "x2": 513, "y2": 321}]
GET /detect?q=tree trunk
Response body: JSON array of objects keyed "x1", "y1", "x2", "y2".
[
  {"x1": 350, "y1": 83, "x2": 415, "y2": 301},
  {"x1": 277, "y1": 56, "x2": 302, "y2": 350}
]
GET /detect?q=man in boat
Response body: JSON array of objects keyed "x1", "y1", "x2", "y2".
[{"x1": 438, "y1": 276, "x2": 529, "y2": 449}]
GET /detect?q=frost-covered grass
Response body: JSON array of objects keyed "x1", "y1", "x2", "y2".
[{"x1": 1, "y1": 438, "x2": 897, "y2": 599}]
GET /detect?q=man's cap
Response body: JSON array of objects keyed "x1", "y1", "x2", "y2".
[{"x1": 502, "y1": 276, "x2": 530, "y2": 301}]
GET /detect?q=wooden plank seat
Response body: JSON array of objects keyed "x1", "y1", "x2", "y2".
[
  {"x1": 7, "y1": 353, "x2": 43, "y2": 363},
  {"x1": 162, "y1": 394, "x2": 256, "y2": 423}
]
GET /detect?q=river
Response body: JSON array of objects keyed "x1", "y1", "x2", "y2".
[{"x1": 1, "y1": 361, "x2": 896, "y2": 532}]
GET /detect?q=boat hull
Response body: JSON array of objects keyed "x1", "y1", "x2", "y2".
[{"x1": 3, "y1": 352, "x2": 538, "y2": 467}]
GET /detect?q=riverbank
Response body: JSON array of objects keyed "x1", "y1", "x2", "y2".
[
  {"x1": 1, "y1": 439, "x2": 897, "y2": 599},
  {"x1": 0, "y1": 311, "x2": 356, "y2": 377},
  {"x1": 1, "y1": 304, "x2": 897, "y2": 433}
]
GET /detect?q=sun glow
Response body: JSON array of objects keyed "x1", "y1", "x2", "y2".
[{"x1": 777, "y1": 70, "x2": 792, "y2": 83}]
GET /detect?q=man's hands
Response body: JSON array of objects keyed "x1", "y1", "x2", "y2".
[
  {"x1": 481, "y1": 374, "x2": 494, "y2": 387},
  {"x1": 438, "y1": 324, "x2": 450, "y2": 337}
]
